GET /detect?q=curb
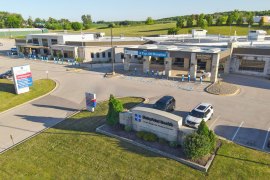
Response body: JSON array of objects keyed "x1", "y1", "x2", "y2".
[{"x1": 0, "y1": 79, "x2": 59, "y2": 116}]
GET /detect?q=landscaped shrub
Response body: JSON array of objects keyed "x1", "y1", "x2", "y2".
[
  {"x1": 208, "y1": 130, "x2": 217, "y2": 151},
  {"x1": 136, "y1": 131, "x2": 145, "y2": 139},
  {"x1": 124, "y1": 125, "x2": 132, "y2": 132},
  {"x1": 106, "y1": 94, "x2": 124, "y2": 126},
  {"x1": 169, "y1": 141, "x2": 178, "y2": 148},
  {"x1": 158, "y1": 138, "x2": 168, "y2": 145},
  {"x1": 198, "y1": 120, "x2": 217, "y2": 152},
  {"x1": 136, "y1": 131, "x2": 158, "y2": 142},
  {"x1": 143, "y1": 132, "x2": 158, "y2": 142},
  {"x1": 183, "y1": 133, "x2": 211, "y2": 160},
  {"x1": 197, "y1": 120, "x2": 209, "y2": 136}
]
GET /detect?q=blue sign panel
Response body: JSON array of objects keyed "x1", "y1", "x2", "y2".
[
  {"x1": 134, "y1": 114, "x2": 142, "y2": 122},
  {"x1": 17, "y1": 77, "x2": 33, "y2": 89},
  {"x1": 138, "y1": 50, "x2": 168, "y2": 58}
]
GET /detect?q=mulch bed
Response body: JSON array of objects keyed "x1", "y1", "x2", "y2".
[
  {"x1": 100, "y1": 124, "x2": 221, "y2": 166},
  {"x1": 206, "y1": 81, "x2": 240, "y2": 95}
]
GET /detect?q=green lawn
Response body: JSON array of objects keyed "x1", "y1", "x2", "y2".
[
  {"x1": 0, "y1": 79, "x2": 56, "y2": 112},
  {"x1": 0, "y1": 97, "x2": 269, "y2": 179},
  {"x1": 51, "y1": 23, "x2": 270, "y2": 37}
]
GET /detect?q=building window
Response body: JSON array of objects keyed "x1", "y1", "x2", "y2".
[
  {"x1": 51, "y1": 39, "x2": 58, "y2": 45},
  {"x1": 197, "y1": 59, "x2": 207, "y2": 70},
  {"x1": 102, "y1": 52, "x2": 106, "y2": 58},
  {"x1": 239, "y1": 59, "x2": 265, "y2": 72},
  {"x1": 32, "y1": 38, "x2": 39, "y2": 45},
  {"x1": 108, "y1": 52, "x2": 111, "y2": 58},
  {"x1": 91, "y1": 53, "x2": 94, "y2": 58},
  {"x1": 173, "y1": 58, "x2": 184, "y2": 67},
  {"x1": 42, "y1": 39, "x2": 48, "y2": 47},
  {"x1": 96, "y1": 52, "x2": 100, "y2": 58},
  {"x1": 151, "y1": 57, "x2": 164, "y2": 65}
]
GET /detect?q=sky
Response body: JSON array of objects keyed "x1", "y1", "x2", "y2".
[{"x1": 1, "y1": 0, "x2": 270, "y2": 21}]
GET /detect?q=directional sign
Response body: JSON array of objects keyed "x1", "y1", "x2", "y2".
[
  {"x1": 138, "y1": 50, "x2": 168, "y2": 58},
  {"x1": 12, "y1": 65, "x2": 33, "y2": 94}
]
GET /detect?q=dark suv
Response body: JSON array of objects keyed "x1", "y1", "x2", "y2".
[
  {"x1": 153, "y1": 96, "x2": 176, "y2": 112},
  {"x1": 0, "y1": 70, "x2": 13, "y2": 79}
]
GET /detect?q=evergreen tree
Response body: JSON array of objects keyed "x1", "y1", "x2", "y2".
[{"x1": 106, "y1": 95, "x2": 124, "y2": 126}]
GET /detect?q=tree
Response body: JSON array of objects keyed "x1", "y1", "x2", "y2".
[
  {"x1": 145, "y1": 17, "x2": 155, "y2": 25},
  {"x1": 71, "y1": 22, "x2": 82, "y2": 31},
  {"x1": 197, "y1": 120, "x2": 209, "y2": 136},
  {"x1": 186, "y1": 16, "x2": 193, "y2": 27},
  {"x1": 236, "y1": 15, "x2": 244, "y2": 25},
  {"x1": 106, "y1": 95, "x2": 124, "y2": 126},
  {"x1": 197, "y1": 14, "x2": 205, "y2": 28},
  {"x1": 216, "y1": 16, "x2": 226, "y2": 26},
  {"x1": 226, "y1": 14, "x2": 233, "y2": 26},
  {"x1": 231, "y1": 10, "x2": 240, "y2": 22},
  {"x1": 5, "y1": 14, "x2": 23, "y2": 28},
  {"x1": 183, "y1": 133, "x2": 211, "y2": 159},
  {"x1": 63, "y1": 22, "x2": 72, "y2": 30},
  {"x1": 176, "y1": 16, "x2": 185, "y2": 28},
  {"x1": 168, "y1": 27, "x2": 179, "y2": 35},
  {"x1": 27, "y1": 16, "x2": 33, "y2": 27},
  {"x1": 205, "y1": 15, "x2": 213, "y2": 26},
  {"x1": 259, "y1": 17, "x2": 264, "y2": 27},
  {"x1": 81, "y1": 14, "x2": 92, "y2": 29},
  {"x1": 197, "y1": 120, "x2": 216, "y2": 152},
  {"x1": 200, "y1": 19, "x2": 208, "y2": 29},
  {"x1": 108, "y1": 23, "x2": 116, "y2": 28},
  {"x1": 246, "y1": 12, "x2": 254, "y2": 25}
]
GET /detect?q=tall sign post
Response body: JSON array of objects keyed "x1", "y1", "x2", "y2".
[
  {"x1": 12, "y1": 65, "x2": 33, "y2": 94},
  {"x1": 85, "y1": 93, "x2": 97, "y2": 112}
]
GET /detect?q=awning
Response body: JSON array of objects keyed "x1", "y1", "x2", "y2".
[{"x1": 21, "y1": 45, "x2": 50, "y2": 49}]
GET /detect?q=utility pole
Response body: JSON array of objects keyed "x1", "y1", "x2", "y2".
[{"x1": 111, "y1": 27, "x2": 115, "y2": 75}]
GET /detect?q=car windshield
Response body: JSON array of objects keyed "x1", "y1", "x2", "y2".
[
  {"x1": 155, "y1": 101, "x2": 166, "y2": 109},
  {"x1": 190, "y1": 110, "x2": 204, "y2": 118}
]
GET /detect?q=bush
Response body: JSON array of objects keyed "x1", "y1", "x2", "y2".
[
  {"x1": 169, "y1": 141, "x2": 178, "y2": 148},
  {"x1": 143, "y1": 132, "x2": 158, "y2": 142},
  {"x1": 209, "y1": 130, "x2": 217, "y2": 151},
  {"x1": 136, "y1": 131, "x2": 158, "y2": 142},
  {"x1": 124, "y1": 125, "x2": 132, "y2": 132},
  {"x1": 197, "y1": 120, "x2": 209, "y2": 136},
  {"x1": 106, "y1": 95, "x2": 124, "y2": 126},
  {"x1": 168, "y1": 27, "x2": 179, "y2": 35},
  {"x1": 136, "y1": 131, "x2": 145, "y2": 139},
  {"x1": 183, "y1": 133, "x2": 211, "y2": 159},
  {"x1": 158, "y1": 138, "x2": 168, "y2": 145},
  {"x1": 71, "y1": 22, "x2": 82, "y2": 31}
]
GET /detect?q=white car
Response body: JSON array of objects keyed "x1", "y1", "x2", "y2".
[{"x1": 185, "y1": 103, "x2": 214, "y2": 128}]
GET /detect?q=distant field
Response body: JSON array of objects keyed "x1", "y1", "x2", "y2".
[{"x1": 50, "y1": 23, "x2": 270, "y2": 37}]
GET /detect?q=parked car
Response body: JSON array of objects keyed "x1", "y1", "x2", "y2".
[
  {"x1": 185, "y1": 103, "x2": 214, "y2": 128},
  {"x1": 0, "y1": 70, "x2": 13, "y2": 79},
  {"x1": 153, "y1": 96, "x2": 176, "y2": 112},
  {"x1": 196, "y1": 70, "x2": 211, "y2": 79}
]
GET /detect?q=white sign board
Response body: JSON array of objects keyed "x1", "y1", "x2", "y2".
[
  {"x1": 12, "y1": 65, "x2": 33, "y2": 94},
  {"x1": 85, "y1": 93, "x2": 96, "y2": 112}
]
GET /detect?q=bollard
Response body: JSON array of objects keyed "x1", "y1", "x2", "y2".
[
  {"x1": 188, "y1": 74, "x2": 191, "y2": 82},
  {"x1": 200, "y1": 76, "x2": 203, "y2": 84},
  {"x1": 182, "y1": 75, "x2": 185, "y2": 82}
]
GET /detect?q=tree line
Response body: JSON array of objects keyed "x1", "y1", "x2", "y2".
[
  {"x1": 166, "y1": 10, "x2": 268, "y2": 35},
  {"x1": 0, "y1": 11, "x2": 93, "y2": 31}
]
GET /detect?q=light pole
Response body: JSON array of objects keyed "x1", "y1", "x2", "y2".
[
  {"x1": 111, "y1": 27, "x2": 115, "y2": 75},
  {"x1": 81, "y1": 30, "x2": 85, "y2": 63}
]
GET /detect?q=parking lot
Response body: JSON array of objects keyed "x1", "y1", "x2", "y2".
[{"x1": 0, "y1": 56, "x2": 270, "y2": 153}]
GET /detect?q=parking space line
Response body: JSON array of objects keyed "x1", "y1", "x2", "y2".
[
  {"x1": 262, "y1": 127, "x2": 270, "y2": 150},
  {"x1": 209, "y1": 115, "x2": 221, "y2": 130},
  {"x1": 232, "y1": 121, "x2": 244, "y2": 141}
]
